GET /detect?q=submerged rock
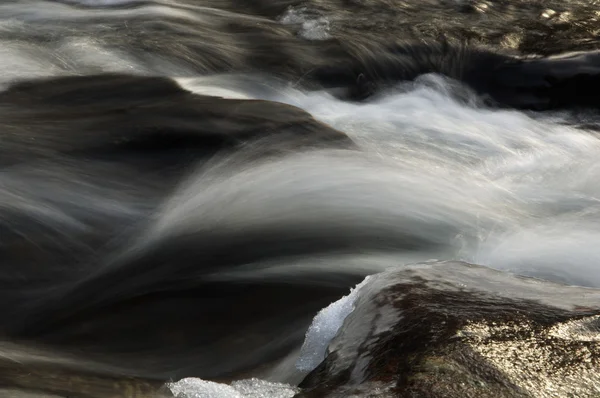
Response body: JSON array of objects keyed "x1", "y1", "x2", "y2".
[
  {"x1": 298, "y1": 261, "x2": 600, "y2": 397},
  {"x1": 0, "y1": 352, "x2": 167, "y2": 398},
  {"x1": 0, "y1": 74, "x2": 353, "y2": 168}
]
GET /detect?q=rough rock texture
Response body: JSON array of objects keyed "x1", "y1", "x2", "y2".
[{"x1": 298, "y1": 261, "x2": 600, "y2": 397}]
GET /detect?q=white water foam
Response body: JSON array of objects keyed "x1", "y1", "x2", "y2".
[
  {"x1": 168, "y1": 75, "x2": 600, "y2": 376},
  {"x1": 251, "y1": 75, "x2": 600, "y2": 289},
  {"x1": 279, "y1": 7, "x2": 331, "y2": 40}
]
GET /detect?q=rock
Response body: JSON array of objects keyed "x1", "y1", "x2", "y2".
[
  {"x1": 0, "y1": 74, "x2": 353, "y2": 167},
  {"x1": 298, "y1": 261, "x2": 600, "y2": 397},
  {"x1": 0, "y1": 73, "x2": 355, "y2": 292},
  {"x1": 0, "y1": 346, "x2": 167, "y2": 398}
]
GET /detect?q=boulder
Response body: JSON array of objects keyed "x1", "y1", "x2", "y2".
[
  {"x1": 298, "y1": 261, "x2": 600, "y2": 397},
  {"x1": 0, "y1": 74, "x2": 353, "y2": 167}
]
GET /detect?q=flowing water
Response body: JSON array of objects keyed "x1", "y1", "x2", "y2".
[
  {"x1": 1, "y1": 0, "x2": 599, "y2": 396},
  {"x1": 175, "y1": 72, "x2": 600, "y2": 291}
]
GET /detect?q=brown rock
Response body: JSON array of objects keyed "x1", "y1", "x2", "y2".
[{"x1": 298, "y1": 261, "x2": 600, "y2": 397}]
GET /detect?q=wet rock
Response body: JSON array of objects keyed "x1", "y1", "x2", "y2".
[
  {"x1": 0, "y1": 73, "x2": 354, "y2": 285},
  {"x1": 298, "y1": 261, "x2": 600, "y2": 397},
  {"x1": 541, "y1": 9, "x2": 557, "y2": 19},
  {"x1": 0, "y1": 355, "x2": 167, "y2": 398},
  {"x1": 0, "y1": 74, "x2": 353, "y2": 168}
]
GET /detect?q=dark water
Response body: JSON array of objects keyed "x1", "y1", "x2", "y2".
[{"x1": 0, "y1": 1, "x2": 599, "y2": 396}]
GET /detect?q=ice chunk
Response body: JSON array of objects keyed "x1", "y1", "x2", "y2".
[
  {"x1": 230, "y1": 379, "x2": 299, "y2": 398},
  {"x1": 296, "y1": 276, "x2": 371, "y2": 372},
  {"x1": 166, "y1": 378, "x2": 298, "y2": 398},
  {"x1": 167, "y1": 378, "x2": 243, "y2": 398}
]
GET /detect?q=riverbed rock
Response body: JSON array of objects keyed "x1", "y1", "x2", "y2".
[
  {"x1": 298, "y1": 261, "x2": 600, "y2": 397},
  {"x1": 0, "y1": 344, "x2": 168, "y2": 398},
  {"x1": 0, "y1": 74, "x2": 353, "y2": 168}
]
